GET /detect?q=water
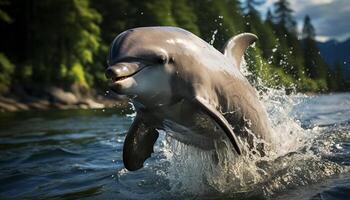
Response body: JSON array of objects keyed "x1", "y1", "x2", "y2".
[{"x1": 0, "y1": 93, "x2": 349, "y2": 199}]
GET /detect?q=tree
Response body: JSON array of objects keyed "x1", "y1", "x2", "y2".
[
  {"x1": 0, "y1": 52, "x2": 14, "y2": 93},
  {"x1": 91, "y1": 0, "x2": 132, "y2": 88},
  {"x1": 242, "y1": 0, "x2": 265, "y2": 16},
  {"x1": 129, "y1": 0, "x2": 177, "y2": 27},
  {"x1": 243, "y1": 7, "x2": 277, "y2": 60},
  {"x1": 242, "y1": 0, "x2": 265, "y2": 32},
  {"x1": 328, "y1": 62, "x2": 346, "y2": 91},
  {"x1": 171, "y1": 0, "x2": 200, "y2": 35},
  {"x1": 269, "y1": 0, "x2": 304, "y2": 81},
  {"x1": 7, "y1": 0, "x2": 102, "y2": 88},
  {"x1": 0, "y1": 0, "x2": 344, "y2": 94},
  {"x1": 190, "y1": 0, "x2": 244, "y2": 48},
  {"x1": 273, "y1": 0, "x2": 296, "y2": 33},
  {"x1": 0, "y1": 0, "x2": 14, "y2": 93},
  {"x1": 302, "y1": 15, "x2": 328, "y2": 91},
  {"x1": 91, "y1": 0, "x2": 129, "y2": 44},
  {"x1": 265, "y1": 8, "x2": 274, "y2": 25},
  {"x1": 302, "y1": 15, "x2": 315, "y2": 40}
]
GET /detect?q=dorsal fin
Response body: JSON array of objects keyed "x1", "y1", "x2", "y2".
[{"x1": 222, "y1": 33, "x2": 258, "y2": 70}]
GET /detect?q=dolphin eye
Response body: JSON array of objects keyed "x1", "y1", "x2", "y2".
[{"x1": 156, "y1": 54, "x2": 168, "y2": 64}]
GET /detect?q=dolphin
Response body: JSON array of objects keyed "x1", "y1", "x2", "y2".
[{"x1": 105, "y1": 26, "x2": 273, "y2": 171}]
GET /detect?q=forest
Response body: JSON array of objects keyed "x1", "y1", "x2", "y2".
[{"x1": 0, "y1": 0, "x2": 349, "y2": 98}]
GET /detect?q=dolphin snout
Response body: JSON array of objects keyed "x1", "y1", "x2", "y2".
[
  {"x1": 105, "y1": 66, "x2": 118, "y2": 79},
  {"x1": 105, "y1": 62, "x2": 140, "y2": 82},
  {"x1": 105, "y1": 65, "x2": 124, "y2": 80}
]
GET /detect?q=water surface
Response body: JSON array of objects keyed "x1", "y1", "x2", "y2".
[{"x1": 0, "y1": 93, "x2": 349, "y2": 199}]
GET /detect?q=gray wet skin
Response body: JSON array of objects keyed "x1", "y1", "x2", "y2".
[{"x1": 106, "y1": 26, "x2": 273, "y2": 171}]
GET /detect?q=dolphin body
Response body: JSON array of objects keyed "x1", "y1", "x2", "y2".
[{"x1": 106, "y1": 27, "x2": 273, "y2": 171}]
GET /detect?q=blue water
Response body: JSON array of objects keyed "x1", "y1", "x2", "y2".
[{"x1": 0, "y1": 93, "x2": 349, "y2": 199}]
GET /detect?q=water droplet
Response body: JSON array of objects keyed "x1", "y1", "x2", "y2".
[
  {"x1": 335, "y1": 144, "x2": 343, "y2": 150},
  {"x1": 209, "y1": 30, "x2": 218, "y2": 45}
]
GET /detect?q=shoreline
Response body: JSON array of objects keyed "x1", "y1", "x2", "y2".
[
  {"x1": 1, "y1": 89, "x2": 347, "y2": 113},
  {"x1": 0, "y1": 87, "x2": 128, "y2": 113}
]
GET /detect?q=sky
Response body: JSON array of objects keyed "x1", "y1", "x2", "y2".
[{"x1": 256, "y1": 0, "x2": 350, "y2": 42}]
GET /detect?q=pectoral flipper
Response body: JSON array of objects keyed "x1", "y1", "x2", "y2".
[{"x1": 123, "y1": 113, "x2": 159, "y2": 171}]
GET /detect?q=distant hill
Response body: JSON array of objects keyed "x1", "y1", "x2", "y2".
[{"x1": 318, "y1": 39, "x2": 350, "y2": 78}]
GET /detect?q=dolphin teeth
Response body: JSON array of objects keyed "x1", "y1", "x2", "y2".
[{"x1": 113, "y1": 76, "x2": 128, "y2": 82}]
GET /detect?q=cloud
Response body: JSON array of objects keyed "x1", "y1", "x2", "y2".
[
  {"x1": 293, "y1": 0, "x2": 350, "y2": 41},
  {"x1": 257, "y1": 0, "x2": 350, "y2": 41}
]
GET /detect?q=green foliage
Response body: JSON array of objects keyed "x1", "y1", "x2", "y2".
[
  {"x1": 171, "y1": 0, "x2": 200, "y2": 35},
  {"x1": 272, "y1": 68, "x2": 295, "y2": 88},
  {"x1": 244, "y1": 9, "x2": 277, "y2": 60},
  {"x1": 91, "y1": 0, "x2": 129, "y2": 42},
  {"x1": 190, "y1": 0, "x2": 244, "y2": 48},
  {"x1": 327, "y1": 62, "x2": 347, "y2": 91},
  {"x1": 246, "y1": 47, "x2": 295, "y2": 89},
  {"x1": 303, "y1": 38, "x2": 328, "y2": 79},
  {"x1": 129, "y1": 0, "x2": 177, "y2": 27},
  {"x1": 0, "y1": 53, "x2": 14, "y2": 93},
  {"x1": 68, "y1": 63, "x2": 89, "y2": 88},
  {"x1": 0, "y1": 0, "x2": 12, "y2": 23},
  {"x1": 302, "y1": 16, "x2": 328, "y2": 83},
  {"x1": 5, "y1": 0, "x2": 101, "y2": 88},
  {"x1": 0, "y1": 0, "x2": 344, "y2": 94}
]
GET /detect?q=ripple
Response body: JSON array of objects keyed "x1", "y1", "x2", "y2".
[{"x1": 21, "y1": 147, "x2": 81, "y2": 163}]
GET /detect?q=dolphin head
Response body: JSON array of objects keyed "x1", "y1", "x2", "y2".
[{"x1": 106, "y1": 28, "x2": 181, "y2": 108}]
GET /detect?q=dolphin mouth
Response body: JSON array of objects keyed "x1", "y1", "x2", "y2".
[
  {"x1": 111, "y1": 66, "x2": 148, "y2": 83},
  {"x1": 112, "y1": 76, "x2": 129, "y2": 82}
]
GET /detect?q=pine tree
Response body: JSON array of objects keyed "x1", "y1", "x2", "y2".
[
  {"x1": 130, "y1": 0, "x2": 177, "y2": 27},
  {"x1": 171, "y1": 0, "x2": 200, "y2": 35},
  {"x1": 273, "y1": 0, "x2": 295, "y2": 33},
  {"x1": 0, "y1": 0, "x2": 342, "y2": 93},
  {"x1": 302, "y1": 15, "x2": 315, "y2": 40},
  {"x1": 242, "y1": 2, "x2": 277, "y2": 60},
  {"x1": 269, "y1": 0, "x2": 304, "y2": 82},
  {"x1": 242, "y1": 0, "x2": 265, "y2": 32},
  {"x1": 328, "y1": 62, "x2": 345, "y2": 91},
  {"x1": 90, "y1": 0, "x2": 131, "y2": 88},
  {"x1": 265, "y1": 8, "x2": 273, "y2": 25},
  {"x1": 243, "y1": 0, "x2": 265, "y2": 15},
  {"x1": 302, "y1": 15, "x2": 328, "y2": 90},
  {"x1": 91, "y1": 0, "x2": 129, "y2": 44},
  {"x1": 8, "y1": 0, "x2": 102, "y2": 87},
  {"x1": 190, "y1": 0, "x2": 243, "y2": 48}
]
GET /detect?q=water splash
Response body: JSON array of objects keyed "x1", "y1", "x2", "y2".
[
  {"x1": 209, "y1": 29, "x2": 218, "y2": 46},
  {"x1": 112, "y1": 30, "x2": 350, "y2": 198},
  {"x1": 147, "y1": 57, "x2": 349, "y2": 198}
]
